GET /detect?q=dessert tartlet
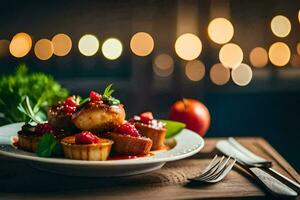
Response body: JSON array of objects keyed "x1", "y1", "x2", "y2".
[
  {"x1": 104, "y1": 122, "x2": 152, "y2": 155},
  {"x1": 130, "y1": 112, "x2": 166, "y2": 150},
  {"x1": 18, "y1": 123, "x2": 68, "y2": 152},
  {"x1": 48, "y1": 96, "x2": 78, "y2": 130},
  {"x1": 61, "y1": 131, "x2": 113, "y2": 161},
  {"x1": 72, "y1": 91, "x2": 125, "y2": 132}
]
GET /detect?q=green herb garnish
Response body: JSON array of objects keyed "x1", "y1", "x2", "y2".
[
  {"x1": 36, "y1": 133, "x2": 62, "y2": 157},
  {"x1": 102, "y1": 84, "x2": 120, "y2": 106},
  {"x1": 161, "y1": 120, "x2": 186, "y2": 139},
  {"x1": 0, "y1": 64, "x2": 68, "y2": 125},
  {"x1": 17, "y1": 96, "x2": 44, "y2": 125}
]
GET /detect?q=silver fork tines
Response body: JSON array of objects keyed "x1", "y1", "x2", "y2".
[{"x1": 190, "y1": 155, "x2": 236, "y2": 183}]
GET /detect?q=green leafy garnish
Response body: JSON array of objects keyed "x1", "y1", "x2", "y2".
[
  {"x1": 161, "y1": 120, "x2": 186, "y2": 139},
  {"x1": 102, "y1": 84, "x2": 120, "y2": 106},
  {"x1": 17, "y1": 96, "x2": 44, "y2": 125},
  {"x1": 36, "y1": 134, "x2": 62, "y2": 157},
  {"x1": 0, "y1": 64, "x2": 68, "y2": 125}
]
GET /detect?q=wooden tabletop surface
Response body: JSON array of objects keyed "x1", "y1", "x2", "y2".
[{"x1": 0, "y1": 137, "x2": 299, "y2": 200}]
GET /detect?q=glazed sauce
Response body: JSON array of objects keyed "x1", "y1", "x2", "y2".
[{"x1": 108, "y1": 153, "x2": 153, "y2": 160}]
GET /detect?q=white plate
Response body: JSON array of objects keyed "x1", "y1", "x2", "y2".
[{"x1": 0, "y1": 123, "x2": 204, "y2": 177}]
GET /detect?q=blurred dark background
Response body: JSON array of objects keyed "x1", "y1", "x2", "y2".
[{"x1": 0, "y1": 0, "x2": 299, "y2": 170}]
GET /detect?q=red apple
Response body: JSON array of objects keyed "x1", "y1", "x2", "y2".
[{"x1": 169, "y1": 98, "x2": 210, "y2": 137}]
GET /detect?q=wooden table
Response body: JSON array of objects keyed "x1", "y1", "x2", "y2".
[{"x1": 0, "y1": 137, "x2": 299, "y2": 199}]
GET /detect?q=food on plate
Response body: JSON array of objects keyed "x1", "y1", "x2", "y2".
[
  {"x1": 104, "y1": 122, "x2": 152, "y2": 155},
  {"x1": 130, "y1": 112, "x2": 166, "y2": 150},
  {"x1": 72, "y1": 85, "x2": 125, "y2": 132},
  {"x1": 18, "y1": 123, "x2": 69, "y2": 152},
  {"x1": 15, "y1": 83, "x2": 188, "y2": 161},
  {"x1": 48, "y1": 96, "x2": 78, "y2": 130},
  {"x1": 61, "y1": 131, "x2": 113, "y2": 161},
  {"x1": 170, "y1": 98, "x2": 210, "y2": 137}
]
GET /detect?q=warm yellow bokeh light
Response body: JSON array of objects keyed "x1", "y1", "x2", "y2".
[
  {"x1": 130, "y1": 32, "x2": 154, "y2": 56},
  {"x1": 101, "y1": 38, "x2": 122, "y2": 60},
  {"x1": 78, "y1": 34, "x2": 99, "y2": 56},
  {"x1": 0, "y1": 40, "x2": 10, "y2": 57},
  {"x1": 298, "y1": 10, "x2": 300, "y2": 23},
  {"x1": 175, "y1": 33, "x2": 202, "y2": 61},
  {"x1": 249, "y1": 47, "x2": 268, "y2": 68},
  {"x1": 154, "y1": 54, "x2": 174, "y2": 70},
  {"x1": 34, "y1": 39, "x2": 54, "y2": 60},
  {"x1": 52, "y1": 33, "x2": 72, "y2": 56},
  {"x1": 9, "y1": 32, "x2": 32, "y2": 58},
  {"x1": 271, "y1": 15, "x2": 291, "y2": 38},
  {"x1": 231, "y1": 63, "x2": 253, "y2": 86},
  {"x1": 153, "y1": 53, "x2": 174, "y2": 77},
  {"x1": 291, "y1": 54, "x2": 300, "y2": 68},
  {"x1": 297, "y1": 43, "x2": 300, "y2": 55},
  {"x1": 219, "y1": 43, "x2": 243, "y2": 69},
  {"x1": 185, "y1": 60, "x2": 205, "y2": 81},
  {"x1": 210, "y1": 63, "x2": 230, "y2": 86},
  {"x1": 208, "y1": 18, "x2": 234, "y2": 44},
  {"x1": 268, "y1": 42, "x2": 290, "y2": 67}
]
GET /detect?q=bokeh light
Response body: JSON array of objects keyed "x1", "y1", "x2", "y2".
[
  {"x1": 208, "y1": 18, "x2": 234, "y2": 44},
  {"x1": 175, "y1": 33, "x2": 202, "y2": 61},
  {"x1": 249, "y1": 47, "x2": 268, "y2": 68},
  {"x1": 291, "y1": 54, "x2": 300, "y2": 68},
  {"x1": 210, "y1": 63, "x2": 230, "y2": 86},
  {"x1": 78, "y1": 34, "x2": 99, "y2": 56},
  {"x1": 231, "y1": 63, "x2": 253, "y2": 86},
  {"x1": 9, "y1": 32, "x2": 32, "y2": 58},
  {"x1": 153, "y1": 54, "x2": 174, "y2": 77},
  {"x1": 154, "y1": 54, "x2": 174, "y2": 70},
  {"x1": 52, "y1": 33, "x2": 72, "y2": 56},
  {"x1": 268, "y1": 42, "x2": 290, "y2": 67},
  {"x1": 297, "y1": 43, "x2": 300, "y2": 55},
  {"x1": 101, "y1": 38, "x2": 123, "y2": 60},
  {"x1": 185, "y1": 60, "x2": 205, "y2": 81},
  {"x1": 219, "y1": 43, "x2": 243, "y2": 69},
  {"x1": 0, "y1": 40, "x2": 10, "y2": 57},
  {"x1": 34, "y1": 39, "x2": 54, "y2": 60},
  {"x1": 271, "y1": 15, "x2": 291, "y2": 38},
  {"x1": 298, "y1": 10, "x2": 300, "y2": 23},
  {"x1": 130, "y1": 32, "x2": 154, "y2": 56}
]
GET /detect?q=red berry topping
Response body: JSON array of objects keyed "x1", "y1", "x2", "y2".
[
  {"x1": 35, "y1": 123, "x2": 54, "y2": 134},
  {"x1": 63, "y1": 96, "x2": 77, "y2": 114},
  {"x1": 115, "y1": 122, "x2": 140, "y2": 137},
  {"x1": 140, "y1": 112, "x2": 154, "y2": 124},
  {"x1": 89, "y1": 91, "x2": 102, "y2": 102},
  {"x1": 75, "y1": 131, "x2": 100, "y2": 144},
  {"x1": 64, "y1": 96, "x2": 77, "y2": 107}
]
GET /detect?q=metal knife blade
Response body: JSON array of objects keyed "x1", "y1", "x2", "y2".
[{"x1": 216, "y1": 140, "x2": 298, "y2": 197}]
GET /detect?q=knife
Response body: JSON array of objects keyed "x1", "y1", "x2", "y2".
[
  {"x1": 216, "y1": 140, "x2": 298, "y2": 197},
  {"x1": 227, "y1": 137, "x2": 300, "y2": 193}
]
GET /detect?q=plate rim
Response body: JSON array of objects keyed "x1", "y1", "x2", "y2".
[{"x1": 0, "y1": 122, "x2": 204, "y2": 166}]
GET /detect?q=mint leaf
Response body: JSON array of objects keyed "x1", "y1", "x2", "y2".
[
  {"x1": 161, "y1": 120, "x2": 186, "y2": 139},
  {"x1": 103, "y1": 84, "x2": 113, "y2": 98},
  {"x1": 36, "y1": 134, "x2": 57, "y2": 157},
  {"x1": 102, "y1": 84, "x2": 120, "y2": 106}
]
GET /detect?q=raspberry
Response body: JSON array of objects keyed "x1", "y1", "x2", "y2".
[
  {"x1": 89, "y1": 91, "x2": 102, "y2": 102},
  {"x1": 75, "y1": 131, "x2": 100, "y2": 144},
  {"x1": 64, "y1": 96, "x2": 77, "y2": 107},
  {"x1": 115, "y1": 122, "x2": 140, "y2": 137},
  {"x1": 63, "y1": 96, "x2": 77, "y2": 114},
  {"x1": 64, "y1": 105, "x2": 76, "y2": 114},
  {"x1": 140, "y1": 112, "x2": 153, "y2": 124},
  {"x1": 35, "y1": 123, "x2": 54, "y2": 134}
]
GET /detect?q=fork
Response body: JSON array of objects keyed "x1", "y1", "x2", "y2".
[{"x1": 189, "y1": 155, "x2": 236, "y2": 183}]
